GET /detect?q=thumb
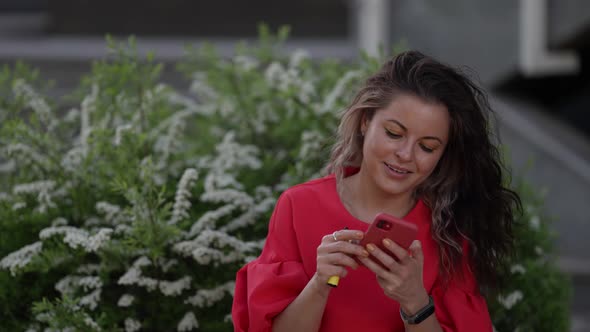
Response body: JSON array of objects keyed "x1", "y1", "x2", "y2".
[{"x1": 410, "y1": 240, "x2": 424, "y2": 263}]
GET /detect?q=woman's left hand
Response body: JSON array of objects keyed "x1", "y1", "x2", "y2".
[{"x1": 358, "y1": 239, "x2": 430, "y2": 315}]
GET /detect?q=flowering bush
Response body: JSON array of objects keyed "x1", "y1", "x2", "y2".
[{"x1": 0, "y1": 28, "x2": 570, "y2": 331}]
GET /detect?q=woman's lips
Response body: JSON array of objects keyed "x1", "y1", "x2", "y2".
[{"x1": 384, "y1": 162, "x2": 412, "y2": 178}]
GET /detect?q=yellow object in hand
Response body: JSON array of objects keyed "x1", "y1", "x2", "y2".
[{"x1": 327, "y1": 275, "x2": 340, "y2": 287}]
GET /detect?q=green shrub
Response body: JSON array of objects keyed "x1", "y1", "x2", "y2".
[{"x1": 0, "y1": 27, "x2": 570, "y2": 331}]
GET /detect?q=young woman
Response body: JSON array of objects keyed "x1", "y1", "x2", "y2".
[{"x1": 232, "y1": 51, "x2": 521, "y2": 332}]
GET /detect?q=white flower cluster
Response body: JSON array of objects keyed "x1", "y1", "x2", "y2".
[
  {"x1": 248, "y1": 100, "x2": 280, "y2": 133},
  {"x1": 78, "y1": 276, "x2": 103, "y2": 291},
  {"x1": 184, "y1": 281, "x2": 235, "y2": 308},
  {"x1": 510, "y1": 264, "x2": 526, "y2": 275},
  {"x1": 39, "y1": 226, "x2": 113, "y2": 253},
  {"x1": 0, "y1": 159, "x2": 16, "y2": 173},
  {"x1": 95, "y1": 201, "x2": 122, "y2": 224},
  {"x1": 264, "y1": 61, "x2": 315, "y2": 104},
  {"x1": 203, "y1": 172, "x2": 244, "y2": 191},
  {"x1": 188, "y1": 204, "x2": 238, "y2": 236},
  {"x1": 320, "y1": 70, "x2": 361, "y2": 114},
  {"x1": 219, "y1": 195, "x2": 276, "y2": 233},
  {"x1": 529, "y1": 215, "x2": 541, "y2": 230},
  {"x1": 80, "y1": 84, "x2": 99, "y2": 153},
  {"x1": 114, "y1": 124, "x2": 133, "y2": 146},
  {"x1": 33, "y1": 286, "x2": 101, "y2": 330},
  {"x1": 159, "y1": 276, "x2": 192, "y2": 296},
  {"x1": 13, "y1": 180, "x2": 57, "y2": 213},
  {"x1": 118, "y1": 256, "x2": 158, "y2": 292},
  {"x1": 234, "y1": 55, "x2": 259, "y2": 72},
  {"x1": 76, "y1": 264, "x2": 101, "y2": 274},
  {"x1": 117, "y1": 294, "x2": 135, "y2": 307},
  {"x1": 211, "y1": 132, "x2": 262, "y2": 171},
  {"x1": 166, "y1": 92, "x2": 199, "y2": 115},
  {"x1": 218, "y1": 98, "x2": 237, "y2": 117},
  {"x1": 13, "y1": 78, "x2": 55, "y2": 129},
  {"x1": 54, "y1": 274, "x2": 103, "y2": 310},
  {"x1": 298, "y1": 130, "x2": 324, "y2": 160},
  {"x1": 224, "y1": 313, "x2": 233, "y2": 323},
  {"x1": 141, "y1": 83, "x2": 168, "y2": 113},
  {"x1": 64, "y1": 107, "x2": 80, "y2": 123},
  {"x1": 289, "y1": 49, "x2": 310, "y2": 69},
  {"x1": 55, "y1": 275, "x2": 78, "y2": 296},
  {"x1": 4, "y1": 142, "x2": 50, "y2": 168},
  {"x1": 194, "y1": 182, "x2": 276, "y2": 233},
  {"x1": 174, "y1": 229, "x2": 260, "y2": 265},
  {"x1": 200, "y1": 188, "x2": 254, "y2": 210},
  {"x1": 0, "y1": 191, "x2": 10, "y2": 202},
  {"x1": 497, "y1": 290, "x2": 524, "y2": 310},
  {"x1": 83, "y1": 228, "x2": 113, "y2": 252},
  {"x1": 84, "y1": 316, "x2": 101, "y2": 331},
  {"x1": 79, "y1": 288, "x2": 102, "y2": 310},
  {"x1": 118, "y1": 257, "x2": 192, "y2": 296},
  {"x1": 52, "y1": 217, "x2": 68, "y2": 226},
  {"x1": 177, "y1": 311, "x2": 199, "y2": 331},
  {"x1": 61, "y1": 146, "x2": 85, "y2": 173},
  {"x1": 159, "y1": 258, "x2": 179, "y2": 272},
  {"x1": 12, "y1": 201, "x2": 27, "y2": 211},
  {"x1": 0, "y1": 241, "x2": 42, "y2": 276},
  {"x1": 24, "y1": 325, "x2": 40, "y2": 332},
  {"x1": 189, "y1": 72, "x2": 218, "y2": 102},
  {"x1": 169, "y1": 168, "x2": 199, "y2": 225},
  {"x1": 153, "y1": 115, "x2": 187, "y2": 178},
  {"x1": 125, "y1": 318, "x2": 141, "y2": 332}
]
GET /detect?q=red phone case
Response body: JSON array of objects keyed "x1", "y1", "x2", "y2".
[{"x1": 356, "y1": 213, "x2": 418, "y2": 269}]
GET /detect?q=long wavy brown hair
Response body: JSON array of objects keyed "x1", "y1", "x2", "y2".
[{"x1": 325, "y1": 51, "x2": 522, "y2": 290}]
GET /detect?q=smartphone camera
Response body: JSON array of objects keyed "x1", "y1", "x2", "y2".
[{"x1": 376, "y1": 220, "x2": 392, "y2": 230}]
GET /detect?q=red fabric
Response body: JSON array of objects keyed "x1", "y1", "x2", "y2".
[{"x1": 232, "y1": 174, "x2": 493, "y2": 332}]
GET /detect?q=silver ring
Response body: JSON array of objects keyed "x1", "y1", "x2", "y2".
[{"x1": 332, "y1": 231, "x2": 338, "y2": 242}]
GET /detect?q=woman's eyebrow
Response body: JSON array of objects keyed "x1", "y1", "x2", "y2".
[
  {"x1": 386, "y1": 119, "x2": 443, "y2": 143},
  {"x1": 422, "y1": 136, "x2": 443, "y2": 144},
  {"x1": 386, "y1": 119, "x2": 407, "y2": 131}
]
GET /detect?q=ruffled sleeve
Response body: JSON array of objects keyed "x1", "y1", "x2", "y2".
[
  {"x1": 232, "y1": 192, "x2": 309, "y2": 332},
  {"x1": 431, "y1": 246, "x2": 493, "y2": 332}
]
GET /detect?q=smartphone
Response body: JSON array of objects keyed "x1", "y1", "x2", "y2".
[{"x1": 356, "y1": 213, "x2": 418, "y2": 269}]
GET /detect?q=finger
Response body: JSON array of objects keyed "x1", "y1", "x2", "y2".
[
  {"x1": 382, "y1": 238, "x2": 411, "y2": 263},
  {"x1": 409, "y1": 240, "x2": 424, "y2": 263},
  {"x1": 366, "y1": 244, "x2": 401, "y2": 272},
  {"x1": 321, "y1": 252, "x2": 361, "y2": 270},
  {"x1": 358, "y1": 243, "x2": 400, "y2": 278},
  {"x1": 327, "y1": 230, "x2": 364, "y2": 243},
  {"x1": 357, "y1": 255, "x2": 390, "y2": 279},
  {"x1": 320, "y1": 265, "x2": 348, "y2": 279},
  {"x1": 323, "y1": 241, "x2": 369, "y2": 258}
]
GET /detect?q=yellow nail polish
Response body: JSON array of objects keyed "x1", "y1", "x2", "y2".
[
  {"x1": 362, "y1": 250, "x2": 370, "y2": 257},
  {"x1": 366, "y1": 244, "x2": 375, "y2": 252},
  {"x1": 383, "y1": 239, "x2": 392, "y2": 247}
]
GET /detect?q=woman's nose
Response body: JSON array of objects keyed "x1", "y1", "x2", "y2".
[{"x1": 395, "y1": 142, "x2": 413, "y2": 162}]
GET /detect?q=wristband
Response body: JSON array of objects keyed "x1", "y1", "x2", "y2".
[{"x1": 400, "y1": 295, "x2": 435, "y2": 325}]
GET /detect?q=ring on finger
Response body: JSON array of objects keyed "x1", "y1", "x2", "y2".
[{"x1": 332, "y1": 231, "x2": 339, "y2": 242}]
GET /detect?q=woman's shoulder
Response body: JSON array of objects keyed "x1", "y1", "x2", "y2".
[{"x1": 282, "y1": 174, "x2": 336, "y2": 197}]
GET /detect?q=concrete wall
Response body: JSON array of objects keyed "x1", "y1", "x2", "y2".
[{"x1": 388, "y1": 0, "x2": 520, "y2": 85}]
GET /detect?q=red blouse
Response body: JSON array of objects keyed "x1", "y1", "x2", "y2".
[{"x1": 232, "y1": 174, "x2": 493, "y2": 332}]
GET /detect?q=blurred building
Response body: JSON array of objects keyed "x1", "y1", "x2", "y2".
[{"x1": 1, "y1": 0, "x2": 589, "y2": 330}]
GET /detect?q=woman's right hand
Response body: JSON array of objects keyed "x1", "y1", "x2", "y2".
[{"x1": 312, "y1": 229, "x2": 369, "y2": 293}]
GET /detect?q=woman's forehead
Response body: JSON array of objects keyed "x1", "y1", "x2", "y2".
[{"x1": 375, "y1": 95, "x2": 450, "y2": 139}]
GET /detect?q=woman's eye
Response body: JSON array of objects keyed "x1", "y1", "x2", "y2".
[
  {"x1": 385, "y1": 130, "x2": 401, "y2": 139},
  {"x1": 420, "y1": 144, "x2": 434, "y2": 153}
]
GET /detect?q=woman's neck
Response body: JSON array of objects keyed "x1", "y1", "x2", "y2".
[{"x1": 342, "y1": 169, "x2": 416, "y2": 222}]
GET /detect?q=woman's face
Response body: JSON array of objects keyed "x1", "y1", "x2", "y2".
[{"x1": 360, "y1": 93, "x2": 450, "y2": 197}]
